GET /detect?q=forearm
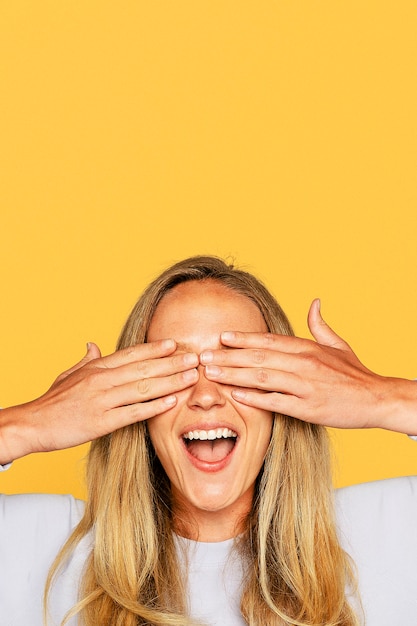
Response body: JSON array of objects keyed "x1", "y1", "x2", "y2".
[
  {"x1": 374, "y1": 376, "x2": 417, "y2": 436},
  {"x1": 0, "y1": 403, "x2": 36, "y2": 465}
]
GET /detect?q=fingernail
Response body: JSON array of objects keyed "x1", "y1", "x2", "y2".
[
  {"x1": 183, "y1": 368, "x2": 198, "y2": 381},
  {"x1": 232, "y1": 389, "x2": 246, "y2": 400},
  {"x1": 221, "y1": 331, "x2": 235, "y2": 341},
  {"x1": 164, "y1": 395, "x2": 177, "y2": 406},
  {"x1": 205, "y1": 365, "x2": 221, "y2": 377},
  {"x1": 200, "y1": 350, "x2": 213, "y2": 364},
  {"x1": 162, "y1": 339, "x2": 175, "y2": 349},
  {"x1": 184, "y1": 353, "x2": 198, "y2": 366}
]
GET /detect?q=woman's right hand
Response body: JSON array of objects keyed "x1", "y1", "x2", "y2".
[{"x1": 0, "y1": 340, "x2": 198, "y2": 465}]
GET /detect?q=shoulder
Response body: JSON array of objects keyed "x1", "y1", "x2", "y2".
[
  {"x1": 0, "y1": 494, "x2": 86, "y2": 626},
  {"x1": 335, "y1": 475, "x2": 417, "y2": 551},
  {"x1": 0, "y1": 493, "x2": 85, "y2": 568},
  {"x1": 0, "y1": 492, "x2": 85, "y2": 533},
  {"x1": 335, "y1": 475, "x2": 417, "y2": 526},
  {"x1": 335, "y1": 477, "x2": 417, "y2": 625}
]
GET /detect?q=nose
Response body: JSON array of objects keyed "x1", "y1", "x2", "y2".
[{"x1": 187, "y1": 365, "x2": 226, "y2": 411}]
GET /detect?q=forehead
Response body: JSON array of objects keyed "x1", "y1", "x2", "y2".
[{"x1": 147, "y1": 280, "x2": 267, "y2": 349}]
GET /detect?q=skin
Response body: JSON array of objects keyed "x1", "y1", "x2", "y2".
[
  {"x1": 0, "y1": 340, "x2": 199, "y2": 465},
  {"x1": 2, "y1": 283, "x2": 415, "y2": 469},
  {"x1": 146, "y1": 281, "x2": 273, "y2": 542},
  {"x1": 203, "y1": 299, "x2": 417, "y2": 436}
]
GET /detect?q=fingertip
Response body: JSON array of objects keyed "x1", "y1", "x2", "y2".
[
  {"x1": 221, "y1": 331, "x2": 235, "y2": 343},
  {"x1": 231, "y1": 389, "x2": 246, "y2": 401},
  {"x1": 86, "y1": 342, "x2": 101, "y2": 359},
  {"x1": 307, "y1": 302, "x2": 347, "y2": 348},
  {"x1": 163, "y1": 394, "x2": 177, "y2": 407},
  {"x1": 310, "y1": 298, "x2": 321, "y2": 316},
  {"x1": 307, "y1": 300, "x2": 316, "y2": 326},
  {"x1": 308, "y1": 299, "x2": 329, "y2": 342},
  {"x1": 308, "y1": 298, "x2": 324, "y2": 325},
  {"x1": 161, "y1": 338, "x2": 176, "y2": 351}
]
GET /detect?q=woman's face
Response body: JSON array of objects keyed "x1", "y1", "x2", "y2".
[{"x1": 146, "y1": 280, "x2": 273, "y2": 540}]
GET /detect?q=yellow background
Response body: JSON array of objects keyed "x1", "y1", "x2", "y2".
[{"x1": 1, "y1": 1, "x2": 416, "y2": 500}]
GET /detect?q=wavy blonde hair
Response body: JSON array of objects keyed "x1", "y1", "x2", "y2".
[{"x1": 46, "y1": 255, "x2": 359, "y2": 626}]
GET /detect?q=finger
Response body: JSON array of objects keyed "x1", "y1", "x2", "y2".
[
  {"x1": 86, "y1": 342, "x2": 102, "y2": 360},
  {"x1": 55, "y1": 342, "x2": 102, "y2": 381},
  {"x1": 98, "y1": 339, "x2": 177, "y2": 369},
  {"x1": 231, "y1": 388, "x2": 306, "y2": 419},
  {"x1": 103, "y1": 367, "x2": 199, "y2": 407},
  {"x1": 204, "y1": 363, "x2": 303, "y2": 395},
  {"x1": 220, "y1": 331, "x2": 309, "y2": 354},
  {"x1": 307, "y1": 300, "x2": 350, "y2": 351},
  {"x1": 200, "y1": 347, "x2": 301, "y2": 375},
  {"x1": 100, "y1": 351, "x2": 199, "y2": 386},
  {"x1": 105, "y1": 393, "x2": 179, "y2": 429}
]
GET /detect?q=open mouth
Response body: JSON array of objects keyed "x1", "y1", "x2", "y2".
[{"x1": 182, "y1": 428, "x2": 238, "y2": 463}]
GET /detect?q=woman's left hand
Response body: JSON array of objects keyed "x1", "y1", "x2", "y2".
[{"x1": 200, "y1": 300, "x2": 417, "y2": 434}]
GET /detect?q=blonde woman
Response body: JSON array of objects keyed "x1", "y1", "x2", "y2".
[{"x1": 1, "y1": 256, "x2": 417, "y2": 626}]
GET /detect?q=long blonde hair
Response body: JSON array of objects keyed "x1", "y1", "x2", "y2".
[{"x1": 46, "y1": 256, "x2": 359, "y2": 626}]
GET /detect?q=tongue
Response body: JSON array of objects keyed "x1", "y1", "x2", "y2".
[{"x1": 187, "y1": 439, "x2": 235, "y2": 462}]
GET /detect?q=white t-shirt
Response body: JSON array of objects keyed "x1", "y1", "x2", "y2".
[
  {"x1": 175, "y1": 535, "x2": 246, "y2": 626},
  {"x1": 1, "y1": 476, "x2": 417, "y2": 626}
]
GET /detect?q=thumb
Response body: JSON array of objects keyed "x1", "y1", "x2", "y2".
[
  {"x1": 307, "y1": 299, "x2": 350, "y2": 350},
  {"x1": 56, "y1": 342, "x2": 102, "y2": 381},
  {"x1": 84, "y1": 341, "x2": 101, "y2": 362}
]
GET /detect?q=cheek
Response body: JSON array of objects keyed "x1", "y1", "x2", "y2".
[
  {"x1": 146, "y1": 414, "x2": 175, "y2": 461},
  {"x1": 242, "y1": 405, "x2": 273, "y2": 440},
  {"x1": 250, "y1": 411, "x2": 274, "y2": 465},
  {"x1": 259, "y1": 424, "x2": 274, "y2": 458}
]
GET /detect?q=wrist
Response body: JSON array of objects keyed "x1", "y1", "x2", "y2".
[
  {"x1": 0, "y1": 403, "x2": 37, "y2": 464},
  {"x1": 373, "y1": 376, "x2": 417, "y2": 435}
]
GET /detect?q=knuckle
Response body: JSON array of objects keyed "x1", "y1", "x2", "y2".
[
  {"x1": 116, "y1": 345, "x2": 137, "y2": 364},
  {"x1": 136, "y1": 360, "x2": 149, "y2": 378},
  {"x1": 85, "y1": 370, "x2": 102, "y2": 388},
  {"x1": 302, "y1": 351, "x2": 319, "y2": 368},
  {"x1": 252, "y1": 349, "x2": 266, "y2": 364},
  {"x1": 269, "y1": 392, "x2": 282, "y2": 411},
  {"x1": 256, "y1": 368, "x2": 269, "y2": 385},
  {"x1": 137, "y1": 377, "x2": 151, "y2": 396},
  {"x1": 124, "y1": 345, "x2": 137, "y2": 359},
  {"x1": 170, "y1": 354, "x2": 182, "y2": 368}
]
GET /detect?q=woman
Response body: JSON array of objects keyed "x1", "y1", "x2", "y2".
[
  {"x1": 1, "y1": 255, "x2": 416, "y2": 625},
  {"x1": 50, "y1": 255, "x2": 357, "y2": 626}
]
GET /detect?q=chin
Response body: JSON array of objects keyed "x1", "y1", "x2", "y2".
[{"x1": 178, "y1": 479, "x2": 253, "y2": 517}]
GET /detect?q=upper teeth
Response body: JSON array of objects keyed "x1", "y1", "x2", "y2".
[{"x1": 183, "y1": 428, "x2": 237, "y2": 441}]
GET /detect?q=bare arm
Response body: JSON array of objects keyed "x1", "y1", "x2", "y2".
[
  {"x1": 200, "y1": 300, "x2": 417, "y2": 435},
  {"x1": 0, "y1": 341, "x2": 198, "y2": 465}
]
